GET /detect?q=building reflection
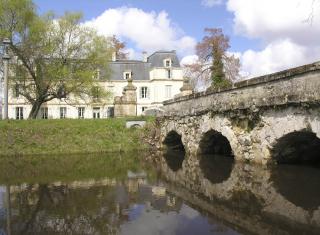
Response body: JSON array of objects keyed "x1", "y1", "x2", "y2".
[
  {"x1": 0, "y1": 171, "x2": 184, "y2": 235},
  {"x1": 1, "y1": 151, "x2": 319, "y2": 235}
]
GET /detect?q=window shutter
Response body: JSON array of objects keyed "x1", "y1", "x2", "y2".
[{"x1": 139, "y1": 87, "x2": 142, "y2": 99}]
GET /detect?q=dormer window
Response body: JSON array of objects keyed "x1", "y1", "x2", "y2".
[
  {"x1": 164, "y1": 59, "x2": 172, "y2": 67},
  {"x1": 123, "y1": 71, "x2": 132, "y2": 80}
]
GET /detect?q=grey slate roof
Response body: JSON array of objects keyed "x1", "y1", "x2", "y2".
[
  {"x1": 108, "y1": 50, "x2": 180, "y2": 81},
  {"x1": 109, "y1": 60, "x2": 151, "y2": 81},
  {"x1": 147, "y1": 50, "x2": 180, "y2": 68}
]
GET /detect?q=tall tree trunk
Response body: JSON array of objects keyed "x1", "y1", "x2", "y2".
[{"x1": 28, "y1": 99, "x2": 43, "y2": 119}]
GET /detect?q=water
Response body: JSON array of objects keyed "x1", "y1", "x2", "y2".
[{"x1": 0, "y1": 152, "x2": 319, "y2": 235}]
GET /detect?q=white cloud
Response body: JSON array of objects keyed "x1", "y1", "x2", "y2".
[
  {"x1": 123, "y1": 48, "x2": 137, "y2": 60},
  {"x1": 227, "y1": 0, "x2": 320, "y2": 45},
  {"x1": 180, "y1": 55, "x2": 199, "y2": 66},
  {"x1": 240, "y1": 39, "x2": 320, "y2": 77},
  {"x1": 201, "y1": 0, "x2": 224, "y2": 8},
  {"x1": 84, "y1": 7, "x2": 196, "y2": 56},
  {"x1": 226, "y1": 0, "x2": 320, "y2": 77}
]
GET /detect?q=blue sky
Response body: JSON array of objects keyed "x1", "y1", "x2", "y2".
[
  {"x1": 33, "y1": 1, "x2": 259, "y2": 54},
  {"x1": 33, "y1": 0, "x2": 320, "y2": 77}
]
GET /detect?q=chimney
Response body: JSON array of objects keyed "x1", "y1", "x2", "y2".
[
  {"x1": 112, "y1": 52, "x2": 117, "y2": 62},
  {"x1": 142, "y1": 51, "x2": 148, "y2": 62}
]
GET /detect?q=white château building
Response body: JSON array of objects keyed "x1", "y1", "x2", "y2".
[{"x1": 2, "y1": 50, "x2": 185, "y2": 119}]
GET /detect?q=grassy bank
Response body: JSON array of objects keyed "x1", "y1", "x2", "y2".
[{"x1": 0, "y1": 118, "x2": 154, "y2": 156}]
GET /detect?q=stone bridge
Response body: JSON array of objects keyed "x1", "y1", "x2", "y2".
[{"x1": 159, "y1": 61, "x2": 320, "y2": 164}]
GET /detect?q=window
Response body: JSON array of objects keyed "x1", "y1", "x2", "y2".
[
  {"x1": 40, "y1": 107, "x2": 48, "y2": 119},
  {"x1": 142, "y1": 107, "x2": 147, "y2": 112},
  {"x1": 164, "y1": 59, "x2": 172, "y2": 67},
  {"x1": 78, "y1": 107, "x2": 85, "y2": 119},
  {"x1": 93, "y1": 107, "x2": 100, "y2": 119},
  {"x1": 123, "y1": 71, "x2": 132, "y2": 80},
  {"x1": 16, "y1": 107, "x2": 23, "y2": 120},
  {"x1": 165, "y1": 85, "x2": 172, "y2": 99},
  {"x1": 140, "y1": 87, "x2": 149, "y2": 99},
  {"x1": 60, "y1": 107, "x2": 67, "y2": 119},
  {"x1": 167, "y1": 69, "x2": 171, "y2": 79}
]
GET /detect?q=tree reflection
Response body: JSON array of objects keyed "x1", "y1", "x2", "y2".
[
  {"x1": 3, "y1": 176, "x2": 185, "y2": 235},
  {"x1": 11, "y1": 183, "x2": 128, "y2": 234}
]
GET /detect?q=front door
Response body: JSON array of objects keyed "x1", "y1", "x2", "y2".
[
  {"x1": 107, "y1": 107, "x2": 114, "y2": 118},
  {"x1": 93, "y1": 107, "x2": 100, "y2": 119}
]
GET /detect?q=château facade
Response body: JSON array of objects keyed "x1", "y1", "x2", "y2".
[{"x1": 2, "y1": 50, "x2": 185, "y2": 119}]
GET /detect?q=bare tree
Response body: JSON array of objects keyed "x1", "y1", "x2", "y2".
[
  {"x1": 184, "y1": 28, "x2": 241, "y2": 91},
  {"x1": 304, "y1": 0, "x2": 319, "y2": 24},
  {"x1": 108, "y1": 35, "x2": 128, "y2": 60},
  {"x1": 183, "y1": 62, "x2": 211, "y2": 91}
]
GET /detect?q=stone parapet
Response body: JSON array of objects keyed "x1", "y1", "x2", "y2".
[{"x1": 163, "y1": 61, "x2": 320, "y2": 117}]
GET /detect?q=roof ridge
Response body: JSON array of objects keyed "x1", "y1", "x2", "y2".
[
  {"x1": 147, "y1": 50, "x2": 177, "y2": 58},
  {"x1": 110, "y1": 60, "x2": 149, "y2": 64}
]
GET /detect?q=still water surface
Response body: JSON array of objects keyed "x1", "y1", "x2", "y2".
[{"x1": 0, "y1": 152, "x2": 319, "y2": 235}]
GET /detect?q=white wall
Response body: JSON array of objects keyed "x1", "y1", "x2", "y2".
[{"x1": 5, "y1": 67, "x2": 184, "y2": 119}]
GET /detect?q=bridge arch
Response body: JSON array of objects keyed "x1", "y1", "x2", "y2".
[
  {"x1": 198, "y1": 129, "x2": 233, "y2": 156},
  {"x1": 198, "y1": 130, "x2": 234, "y2": 183},
  {"x1": 162, "y1": 130, "x2": 186, "y2": 171},
  {"x1": 271, "y1": 130, "x2": 320, "y2": 165},
  {"x1": 163, "y1": 130, "x2": 185, "y2": 152},
  {"x1": 250, "y1": 108, "x2": 320, "y2": 164}
]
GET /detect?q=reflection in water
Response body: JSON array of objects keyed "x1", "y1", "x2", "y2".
[
  {"x1": 0, "y1": 186, "x2": 7, "y2": 235},
  {"x1": 0, "y1": 150, "x2": 320, "y2": 235},
  {"x1": 160, "y1": 149, "x2": 320, "y2": 235},
  {"x1": 198, "y1": 130, "x2": 234, "y2": 184},
  {"x1": 199, "y1": 154, "x2": 234, "y2": 184},
  {"x1": 271, "y1": 164, "x2": 320, "y2": 211},
  {"x1": 0, "y1": 153, "x2": 240, "y2": 235},
  {"x1": 0, "y1": 181, "x2": 238, "y2": 235},
  {"x1": 163, "y1": 131, "x2": 186, "y2": 172},
  {"x1": 164, "y1": 149, "x2": 185, "y2": 172}
]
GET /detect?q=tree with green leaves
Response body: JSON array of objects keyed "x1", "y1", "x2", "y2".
[{"x1": 0, "y1": 0, "x2": 113, "y2": 118}]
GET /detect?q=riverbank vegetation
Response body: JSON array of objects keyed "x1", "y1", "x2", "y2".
[{"x1": 0, "y1": 118, "x2": 154, "y2": 157}]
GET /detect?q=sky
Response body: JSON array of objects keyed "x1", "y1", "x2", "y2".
[{"x1": 33, "y1": 0, "x2": 320, "y2": 77}]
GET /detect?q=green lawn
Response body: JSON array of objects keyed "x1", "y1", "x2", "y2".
[{"x1": 0, "y1": 118, "x2": 154, "y2": 156}]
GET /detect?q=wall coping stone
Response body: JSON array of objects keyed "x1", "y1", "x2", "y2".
[{"x1": 164, "y1": 61, "x2": 320, "y2": 105}]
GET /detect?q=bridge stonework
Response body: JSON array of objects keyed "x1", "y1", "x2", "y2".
[{"x1": 159, "y1": 61, "x2": 320, "y2": 164}]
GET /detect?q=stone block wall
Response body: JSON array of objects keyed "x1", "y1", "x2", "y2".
[
  {"x1": 162, "y1": 61, "x2": 320, "y2": 117},
  {"x1": 159, "y1": 61, "x2": 320, "y2": 164}
]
